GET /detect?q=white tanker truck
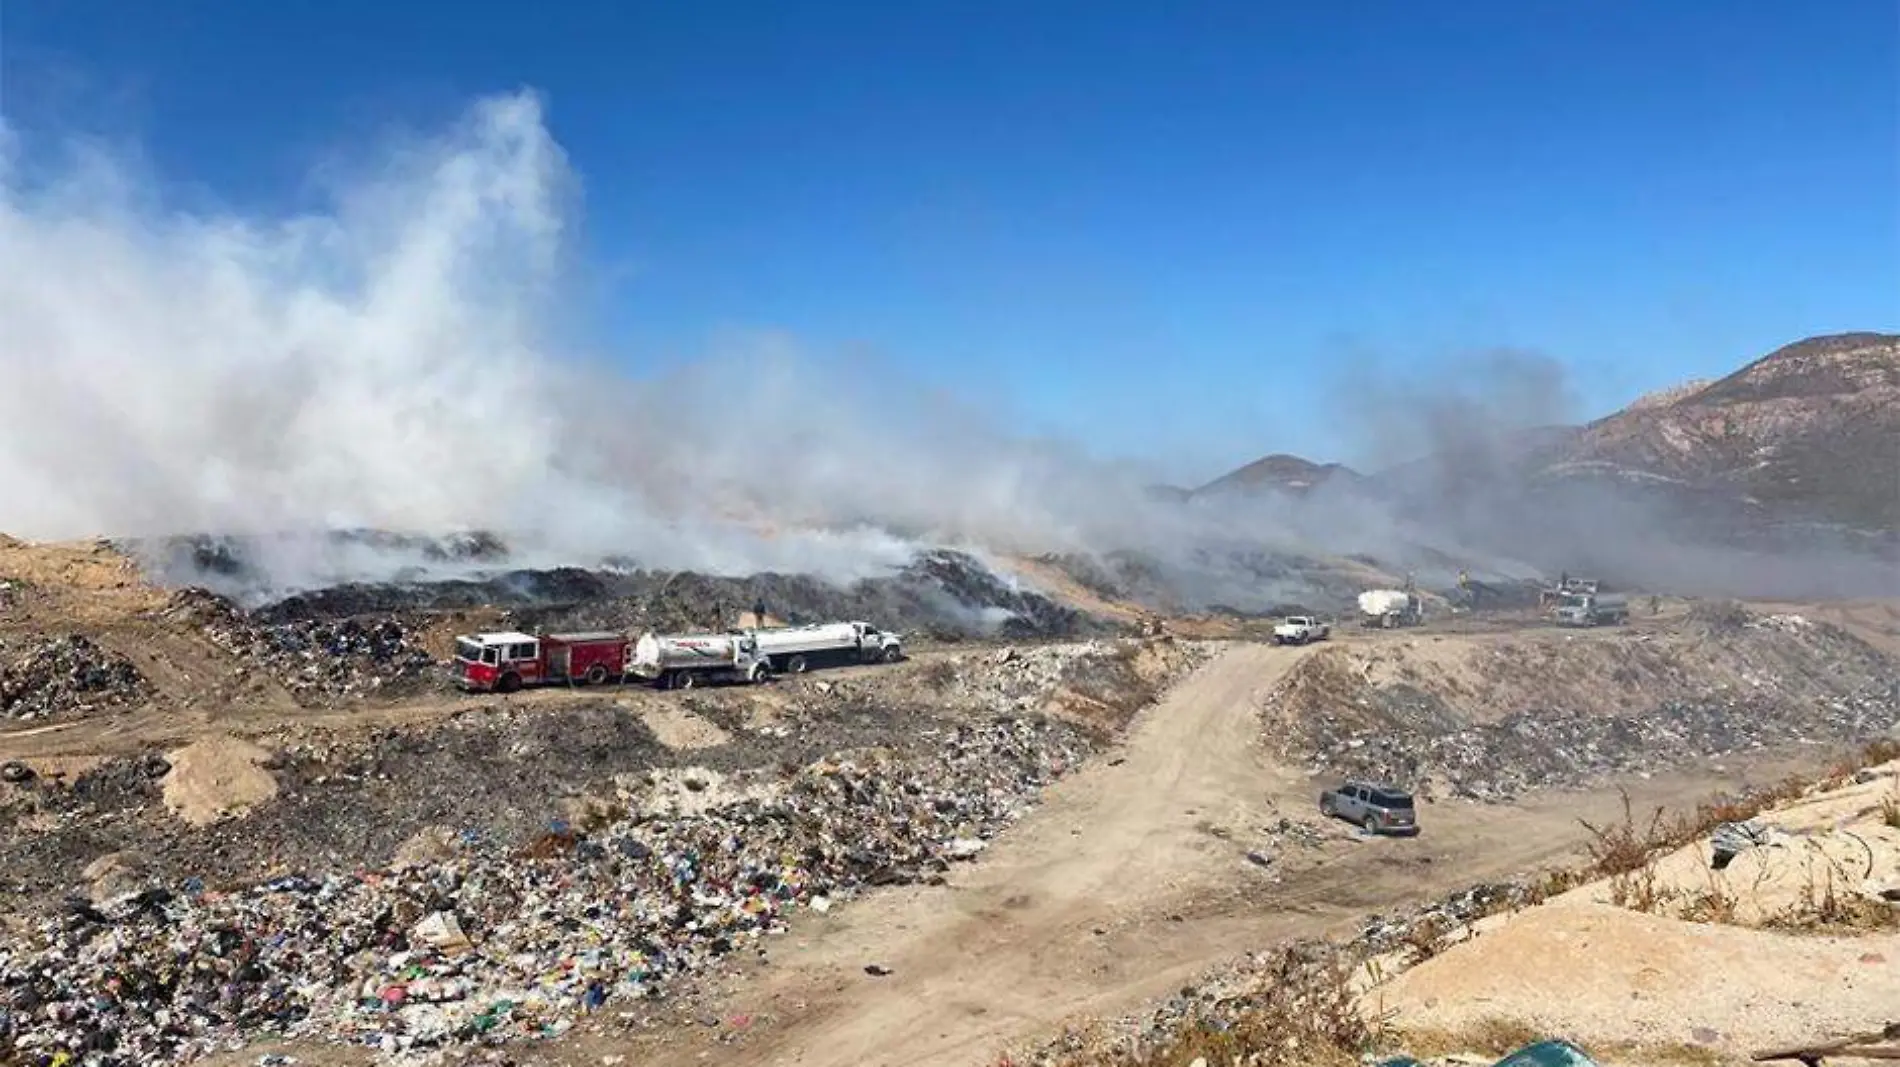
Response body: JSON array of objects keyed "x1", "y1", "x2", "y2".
[
  {"x1": 630, "y1": 631, "x2": 771, "y2": 690},
  {"x1": 752, "y1": 621, "x2": 904, "y2": 674},
  {"x1": 1359, "y1": 588, "x2": 1424, "y2": 629}
]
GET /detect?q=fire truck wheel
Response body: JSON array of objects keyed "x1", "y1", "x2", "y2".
[
  {"x1": 497, "y1": 672, "x2": 522, "y2": 694},
  {"x1": 585, "y1": 665, "x2": 608, "y2": 685},
  {"x1": 786, "y1": 655, "x2": 808, "y2": 674}
]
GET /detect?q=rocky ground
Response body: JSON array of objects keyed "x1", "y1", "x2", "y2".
[
  {"x1": 1264, "y1": 602, "x2": 1900, "y2": 800},
  {"x1": 8, "y1": 532, "x2": 1900, "y2": 1067},
  {"x1": 0, "y1": 637, "x2": 1199, "y2": 1066}
]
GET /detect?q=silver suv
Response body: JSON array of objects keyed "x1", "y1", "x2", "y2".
[{"x1": 1318, "y1": 780, "x2": 1418, "y2": 834}]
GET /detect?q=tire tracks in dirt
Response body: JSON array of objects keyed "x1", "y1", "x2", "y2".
[{"x1": 612, "y1": 642, "x2": 1821, "y2": 1067}]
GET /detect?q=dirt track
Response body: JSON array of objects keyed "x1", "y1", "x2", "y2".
[{"x1": 583, "y1": 642, "x2": 1823, "y2": 1067}]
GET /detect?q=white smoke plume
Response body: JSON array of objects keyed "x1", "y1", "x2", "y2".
[
  {"x1": 3, "y1": 89, "x2": 1879, "y2": 608},
  {"x1": 0, "y1": 89, "x2": 1398, "y2": 603}
]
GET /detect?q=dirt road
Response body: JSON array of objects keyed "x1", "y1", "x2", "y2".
[{"x1": 609, "y1": 642, "x2": 1813, "y2": 1067}]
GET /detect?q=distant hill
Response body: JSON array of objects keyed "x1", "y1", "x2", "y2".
[
  {"x1": 1195, "y1": 453, "x2": 1363, "y2": 497},
  {"x1": 1205, "y1": 332, "x2": 1900, "y2": 533},
  {"x1": 1543, "y1": 332, "x2": 1900, "y2": 528}
]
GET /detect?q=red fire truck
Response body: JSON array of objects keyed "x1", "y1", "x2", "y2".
[{"x1": 453, "y1": 630, "x2": 630, "y2": 693}]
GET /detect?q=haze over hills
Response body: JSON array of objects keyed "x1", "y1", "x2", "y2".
[{"x1": 1206, "y1": 332, "x2": 1900, "y2": 537}]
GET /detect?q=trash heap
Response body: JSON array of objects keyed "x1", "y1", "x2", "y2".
[
  {"x1": 1295, "y1": 684, "x2": 1900, "y2": 801},
  {"x1": 0, "y1": 635, "x2": 149, "y2": 721},
  {"x1": 0, "y1": 717, "x2": 1087, "y2": 1065},
  {"x1": 157, "y1": 589, "x2": 439, "y2": 702}
]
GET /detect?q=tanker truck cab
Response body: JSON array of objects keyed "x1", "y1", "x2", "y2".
[
  {"x1": 852, "y1": 621, "x2": 904, "y2": 663},
  {"x1": 453, "y1": 632, "x2": 542, "y2": 692}
]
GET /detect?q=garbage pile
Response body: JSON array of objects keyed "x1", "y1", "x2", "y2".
[
  {"x1": 1268, "y1": 610, "x2": 1900, "y2": 800},
  {"x1": 0, "y1": 634, "x2": 149, "y2": 721},
  {"x1": 1292, "y1": 685, "x2": 1900, "y2": 801},
  {"x1": 0, "y1": 716, "x2": 1087, "y2": 1065},
  {"x1": 158, "y1": 589, "x2": 439, "y2": 702}
]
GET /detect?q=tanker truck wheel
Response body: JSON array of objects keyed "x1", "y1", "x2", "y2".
[
  {"x1": 881, "y1": 645, "x2": 901, "y2": 663},
  {"x1": 673, "y1": 671, "x2": 698, "y2": 691},
  {"x1": 585, "y1": 665, "x2": 608, "y2": 686},
  {"x1": 786, "y1": 655, "x2": 808, "y2": 675}
]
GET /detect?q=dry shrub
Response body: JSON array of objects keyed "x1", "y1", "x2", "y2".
[
  {"x1": 1580, "y1": 791, "x2": 1678, "y2": 913},
  {"x1": 1401, "y1": 914, "x2": 1452, "y2": 965},
  {"x1": 914, "y1": 658, "x2": 958, "y2": 690},
  {"x1": 1765, "y1": 854, "x2": 1899, "y2": 934},
  {"x1": 1030, "y1": 945, "x2": 1384, "y2": 1067},
  {"x1": 1863, "y1": 738, "x2": 1900, "y2": 766},
  {"x1": 1522, "y1": 867, "x2": 1586, "y2": 906},
  {"x1": 1882, "y1": 789, "x2": 1900, "y2": 831},
  {"x1": 1676, "y1": 870, "x2": 1739, "y2": 925},
  {"x1": 1580, "y1": 790, "x2": 1670, "y2": 877}
]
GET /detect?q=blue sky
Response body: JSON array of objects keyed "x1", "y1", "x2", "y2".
[{"x1": 5, "y1": 1, "x2": 1896, "y2": 482}]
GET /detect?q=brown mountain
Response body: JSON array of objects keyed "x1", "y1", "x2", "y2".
[
  {"x1": 1539, "y1": 332, "x2": 1900, "y2": 527},
  {"x1": 1195, "y1": 453, "x2": 1363, "y2": 497},
  {"x1": 1206, "y1": 332, "x2": 1900, "y2": 532}
]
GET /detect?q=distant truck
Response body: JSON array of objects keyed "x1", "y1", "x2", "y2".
[
  {"x1": 1272, "y1": 616, "x2": 1331, "y2": 646},
  {"x1": 1553, "y1": 592, "x2": 1629, "y2": 627},
  {"x1": 453, "y1": 630, "x2": 629, "y2": 693},
  {"x1": 752, "y1": 621, "x2": 904, "y2": 673},
  {"x1": 1318, "y1": 780, "x2": 1419, "y2": 834},
  {"x1": 1359, "y1": 589, "x2": 1424, "y2": 629},
  {"x1": 630, "y1": 631, "x2": 772, "y2": 689}
]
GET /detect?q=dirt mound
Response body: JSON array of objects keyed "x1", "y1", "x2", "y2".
[
  {"x1": 0, "y1": 633, "x2": 149, "y2": 720},
  {"x1": 1265, "y1": 610, "x2": 1900, "y2": 798},
  {"x1": 1376, "y1": 900, "x2": 1899, "y2": 1056},
  {"x1": 0, "y1": 536, "x2": 170, "y2": 625},
  {"x1": 160, "y1": 736, "x2": 279, "y2": 826},
  {"x1": 1359, "y1": 755, "x2": 1900, "y2": 1064}
]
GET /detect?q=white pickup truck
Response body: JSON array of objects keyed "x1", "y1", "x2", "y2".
[{"x1": 1273, "y1": 616, "x2": 1331, "y2": 645}]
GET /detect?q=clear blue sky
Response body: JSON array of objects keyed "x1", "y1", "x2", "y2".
[{"x1": 5, "y1": 1, "x2": 1896, "y2": 482}]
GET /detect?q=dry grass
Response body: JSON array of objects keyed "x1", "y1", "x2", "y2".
[
  {"x1": 1881, "y1": 786, "x2": 1900, "y2": 831},
  {"x1": 1398, "y1": 1017, "x2": 1542, "y2": 1059},
  {"x1": 1762, "y1": 854, "x2": 1900, "y2": 934},
  {"x1": 913, "y1": 658, "x2": 958, "y2": 690},
  {"x1": 1579, "y1": 791, "x2": 1676, "y2": 913},
  {"x1": 1019, "y1": 946, "x2": 1385, "y2": 1067},
  {"x1": 1574, "y1": 740, "x2": 1900, "y2": 918},
  {"x1": 1579, "y1": 791, "x2": 1669, "y2": 877},
  {"x1": 1675, "y1": 869, "x2": 1740, "y2": 926},
  {"x1": 1400, "y1": 914, "x2": 1452, "y2": 966}
]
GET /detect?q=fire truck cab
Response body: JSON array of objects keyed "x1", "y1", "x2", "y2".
[{"x1": 454, "y1": 631, "x2": 544, "y2": 692}]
